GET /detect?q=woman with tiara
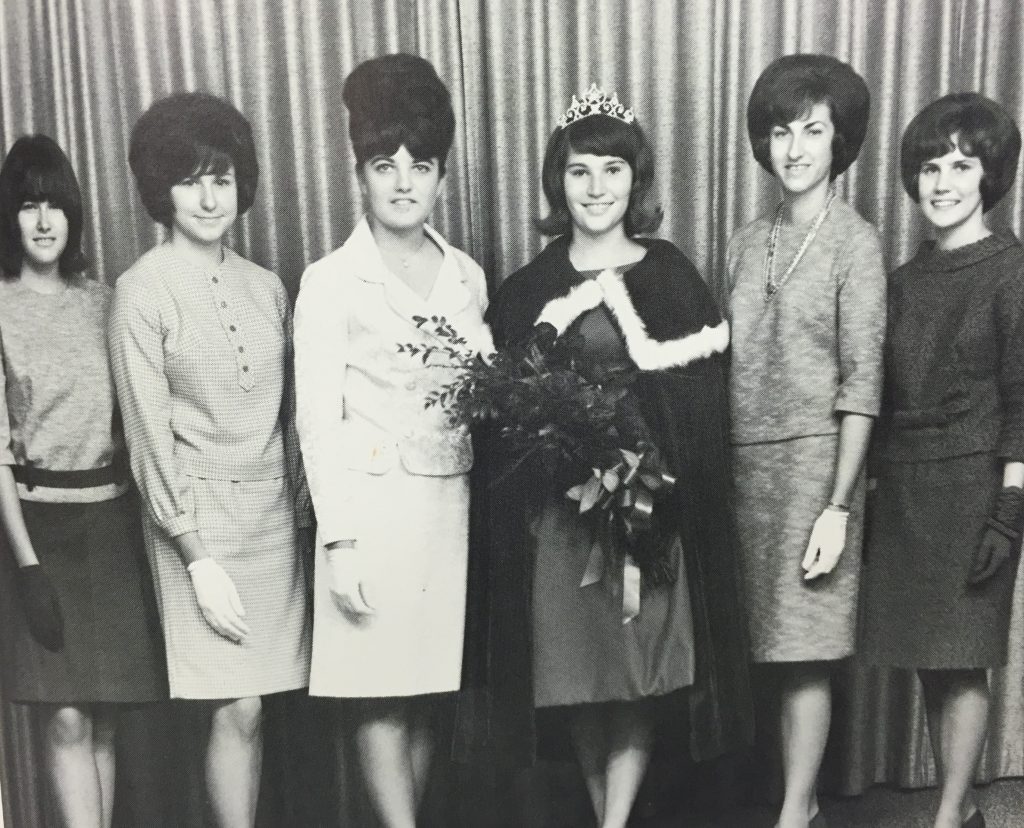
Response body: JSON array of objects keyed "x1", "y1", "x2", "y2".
[
  {"x1": 109, "y1": 92, "x2": 312, "y2": 827},
  {"x1": 727, "y1": 55, "x2": 885, "y2": 828},
  {"x1": 0, "y1": 135, "x2": 165, "y2": 828},
  {"x1": 465, "y1": 84, "x2": 751, "y2": 828},
  {"x1": 861, "y1": 93, "x2": 1024, "y2": 828},
  {"x1": 294, "y1": 54, "x2": 491, "y2": 827}
]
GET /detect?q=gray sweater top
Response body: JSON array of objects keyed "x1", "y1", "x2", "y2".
[{"x1": 0, "y1": 276, "x2": 126, "y2": 502}]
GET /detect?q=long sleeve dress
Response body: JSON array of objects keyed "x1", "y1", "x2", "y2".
[
  {"x1": 294, "y1": 217, "x2": 491, "y2": 698},
  {"x1": 0, "y1": 275, "x2": 165, "y2": 703},
  {"x1": 860, "y1": 233, "x2": 1024, "y2": 668},
  {"x1": 109, "y1": 245, "x2": 311, "y2": 700},
  {"x1": 727, "y1": 198, "x2": 886, "y2": 663}
]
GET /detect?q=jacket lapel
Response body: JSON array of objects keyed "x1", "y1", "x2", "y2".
[{"x1": 349, "y1": 217, "x2": 472, "y2": 346}]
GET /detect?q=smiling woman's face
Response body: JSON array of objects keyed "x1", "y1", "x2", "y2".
[
  {"x1": 769, "y1": 100, "x2": 835, "y2": 197},
  {"x1": 917, "y1": 139, "x2": 985, "y2": 236},
  {"x1": 18, "y1": 199, "x2": 68, "y2": 271},
  {"x1": 562, "y1": 150, "x2": 633, "y2": 239},
  {"x1": 169, "y1": 165, "x2": 238, "y2": 249},
  {"x1": 360, "y1": 144, "x2": 443, "y2": 233}
]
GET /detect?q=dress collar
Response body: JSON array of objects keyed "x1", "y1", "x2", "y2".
[{"x1": 913, "y1": 232, "x2": 1019, "y2": 272}]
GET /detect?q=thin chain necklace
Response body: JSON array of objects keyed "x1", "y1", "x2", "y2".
[
  {"x1": 764, "y1": 187, "x2": 836, "y2": 299},
  {"x1": 378, "y1": 234, "x2": 429, "y2": 271}
]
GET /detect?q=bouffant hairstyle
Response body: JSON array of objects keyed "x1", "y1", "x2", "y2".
[
  {"x1": 0, "y1": 134, "x2": 88, "y2": 279},
  {"x1": 343, "y1": 54, "x2": 455, "y2": 174},
  {"x1": 128, "y1": 92, "x2": 259, "y2": 227},
  {"x1": 747, "y1": 54, "x2": 870, "y2": 180},
  {"x1": 900, "y1": 93, "x2": 1021, "y2": 212},
  {"x1": 537, "y1": 113, "x2": 663, "y2": 238}
]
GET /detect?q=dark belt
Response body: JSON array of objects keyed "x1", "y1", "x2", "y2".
[{"x1": 13, "y1": 457, "x2": 128, "y2": 490}]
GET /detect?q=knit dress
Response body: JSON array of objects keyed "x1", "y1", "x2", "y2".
[
  {"x1": 860, "y1": 234, "x2": 1024, "y2": 668},
  {"x1": 727, "y1": 199, "x2": 886, "y2": 663}
]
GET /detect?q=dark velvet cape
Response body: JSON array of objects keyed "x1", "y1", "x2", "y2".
[{"x1": 454, "y1": 236, "x2": 753, "y2": 766}]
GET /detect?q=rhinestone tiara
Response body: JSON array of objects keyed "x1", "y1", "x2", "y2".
[{"x1": 556, "y1": 82, "x2": 635, "y2": 129}]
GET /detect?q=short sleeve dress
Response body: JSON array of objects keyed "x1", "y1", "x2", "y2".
[
  {"x1": 108, "y1": 246, "x2": 311, "y2": 700},
  {"x1": 860, "y1": 234, "x2": 1024, "y2": 668},
  {"x1": 727, "y1": 199, "x2": 886, "y2": 663},
  {"x1": 0, "y1": 276, "x2": 166, "y2": 704}
]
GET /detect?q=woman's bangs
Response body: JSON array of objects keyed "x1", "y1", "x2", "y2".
[
  {"x1": 566, "y1": 116, "x2": 638, "y2": 164},
  {"x1": 187, "y1": 144, "x2": 235, "y2": 179},
  {"x1": 17, "y1": 165, "x2": 76, "y2": 212}
]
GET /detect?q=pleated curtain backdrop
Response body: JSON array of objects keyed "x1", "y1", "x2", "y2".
[{"x1": 1, "y1": 0, "x2": 1022, "y2": 825}]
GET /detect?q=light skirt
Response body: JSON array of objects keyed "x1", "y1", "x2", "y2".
[
  {"x1": 309, "y1": 467, "x2": 468, "y2": 698},
  {"x1": 733, "y1": 435, "x2": 864, "y2": 662},
  {"x1": 144, "y1": 476, "x2": 311, "y2": 699}
]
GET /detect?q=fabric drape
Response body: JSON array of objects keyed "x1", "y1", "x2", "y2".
[{"x1": 2, "y1": 1, "x2": 1023, "y2": 825}]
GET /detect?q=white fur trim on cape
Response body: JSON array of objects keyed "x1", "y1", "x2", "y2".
[
  {"x1": 534, "y1": 279, "x2": 604, "y2": 335},
  {"x1": 533, "y1": 269, "x2": 730, "y2": 371}
]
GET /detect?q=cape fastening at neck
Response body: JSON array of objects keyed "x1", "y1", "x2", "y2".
[{"x1": 535, "y1": 268, "x2": 729, "y2": 371}]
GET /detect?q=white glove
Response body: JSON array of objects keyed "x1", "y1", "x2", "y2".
[
  {"x1": 187, "y1": 558, "x2": 250, "y2": 641},
  {"x1": 801, "y1": 507, "x2": 849, "y2": 580},
  {"x1": 325, "y1": 545, "x2": 376, "y2": 618}
]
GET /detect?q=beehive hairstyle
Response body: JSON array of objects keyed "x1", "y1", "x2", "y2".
[{"x1": 342, "y1": 54, "x2": 455, "y2": 174}]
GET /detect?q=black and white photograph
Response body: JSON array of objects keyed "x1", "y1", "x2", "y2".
[{"x1": 0, "y1": 1, "x2": 1022, "y2": 826}]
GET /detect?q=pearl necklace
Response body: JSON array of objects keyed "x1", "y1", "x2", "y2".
[{"x1": 763, "y1": 188, "x2": 836, "y2": 299}]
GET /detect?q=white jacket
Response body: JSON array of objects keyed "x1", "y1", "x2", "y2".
[{"x1": 294, "y1": 217, "x2": 491, "y2": 545}]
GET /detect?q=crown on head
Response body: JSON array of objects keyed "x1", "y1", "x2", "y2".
[{"x1": 556, "y1": 83, "x2": 635, "y2": 129}]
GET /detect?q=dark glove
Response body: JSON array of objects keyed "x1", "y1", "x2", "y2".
[
  {"x1": 16, "y1": 564, "x2": 64, "y2": 651},
  {"x1": 969, "y1": 486, "x2": 1024, "y2": 585}
]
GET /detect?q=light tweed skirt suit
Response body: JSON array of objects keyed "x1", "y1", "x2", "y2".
[{"x1": 294, "y1": 218, "x2": 491, "y2": 698}]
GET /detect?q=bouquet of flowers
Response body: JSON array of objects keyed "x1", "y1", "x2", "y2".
[{"x1": 399, "y1": 315, "x2": 679, "y2": 590}]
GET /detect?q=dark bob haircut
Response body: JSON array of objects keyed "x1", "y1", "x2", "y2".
[
  {"x1": 128, "y1": 92, "x2": 259, "y2": 227},
  {"x1": 537, "y1": 113, "x2": 663, "y2": 238},
  {"x1": 343, "y1": 54, "x2": 455, "y2": 174},
  {"x1": 747, "y1": 53, "x2": 870, "y2": 180},
  {"x1": 0, "y1": 134, "x2": 88, "y2": 279},
  {"x1": 900, "y1": 93, "x2": 1021, "y2": 212}
]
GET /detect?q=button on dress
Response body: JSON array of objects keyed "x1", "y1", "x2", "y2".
[{"x1": 109, "y1": 246, "x2": 311, "y2": 699}]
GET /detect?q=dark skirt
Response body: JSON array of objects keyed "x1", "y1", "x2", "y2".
[
  {"x1": 0, "y1": 492, "x2": 167, "y2": 703},
  {"x1": 531, "y1": 496, "x2": 695, "y2": 707},
  {"x1": 859, "y1": 452, "x2": 1018, "y2": 669}
]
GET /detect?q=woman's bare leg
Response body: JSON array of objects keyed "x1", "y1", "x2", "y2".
[
  {"x1": 40, "y1": 704, "x2": 103, "y2": 827},
  {"x1": 919, "y1": 669, "x2": 989, "y2": 828},
  {"x1": 206, "y1": 696, "x2": 263, "y2": 827},
  {"x1": 600, "y1": 701, "x2": 654, "y2": 828},
  {"x1": 777, "y1": 662, "x2": 831, "y2": 828}
]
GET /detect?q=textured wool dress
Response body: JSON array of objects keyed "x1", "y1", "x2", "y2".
[
  {"x1": 860, "y1": 234, "x2": 1024, "y2": 668},
  {"x1": 727, "y1": 199, "x2": 886, "y2": 663},
  {"x1": 0, "y1": 276, "x2": 165, "y2": 704},
  {"x1": 109, "y1": 246, "x2": 311, "y2": 699}
]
